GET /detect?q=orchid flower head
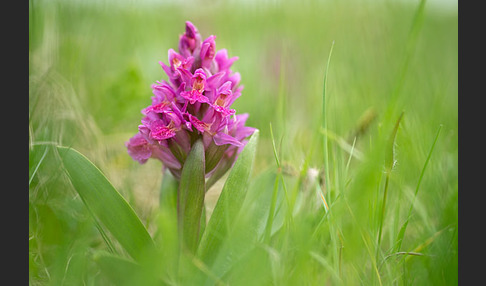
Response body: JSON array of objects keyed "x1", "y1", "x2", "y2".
[{"x1": 126, "y1": 21, "x2": 256, "y2": 180}]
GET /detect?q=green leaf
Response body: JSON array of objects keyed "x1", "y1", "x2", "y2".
[
  {"x1": 95, "y1": 251, "x2": 165, "y2": 286},
  {"x1": 94, "y1": 252, "x2": 142, "y2": 286},
  {"x1": 197, "y1": 130, "x2": 259, "y2": 266},
  {"x1": 159, "y1": 169, "x2": 178, "y2": 214},
  {"x1": 321, "y1": 41, "x2": 335, "y2": 205},
  {"x1": 56, "y1": 146, "x2": 155, "y2": 261},
  {"x1": 177, "y1": 139, "x2": 206, "y2": 253},
  {"x1": 205, "y1": 140, "x2": 229, "y2": 174},
  {"x1": 205, "y1": 150, "x2": 237, "y2": 190}
]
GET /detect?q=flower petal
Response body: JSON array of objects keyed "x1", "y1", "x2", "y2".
[
  {"x1": 179, "y1": 21, "x2": 202, "y2": 58},
  {"x1": 215, "y1": 49, "x2": 238, "y2": 71},
  {"x1": 126, "y1": 133, "x2": 152, "y2": 164},
  {"x1": 213, "y1": 132, "x2": 243, "y2": 147},
  {"x1": 200, "y1": 35, "x2": 216, "y2": 69},
  {"x1": 150, "y1": 120, "x2": 177, "y2": 140},
  {"x1": 188, "y1": 114, "x2": 211, "y2": 133}
]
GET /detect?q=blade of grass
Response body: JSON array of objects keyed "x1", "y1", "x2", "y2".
[
  {"x1": 376, "y1": 112, "x2": 404, "y2": 260},
  {"x1": 341, "y1": 193, "x2": 383, "y2": 286},
  {"x1": 384, "y1": 0, "x2": 427, "y2": 122},
  {"x1": 393, "y1": 125, "x2": 442, "y2": 252},
  {"x1": 264, "y1": 161, "x2": 280, "y2": 243},
  {"x1": 322, "y1": 40, "x2": 335, "y2": 206},
  {"x1": 277, "y1": 45, "x2": 288, "y2": 134},
  {"x1": 268, "y1": 123, "x2": 292, "y2": 229},
  {"x1": 310, "y1": 251, "x2": 342, "y2": 283},
  {"x1": 93, "y1": 218, "x2": 118, "y2": 255},
  {"x1": 378, "y1": 252, "x2": 424, "y2": 272},
  {"x1": 405, "y1": 225, "x2": 450, "y2": 262},
  {"x1": 345, "y1": 136, "x2": 358, "y2": 176},
  {"x1": 29, "y1": 144, "x2": 49, "y2": 186},
  {"x1": 320, "y1": 128, "x2": 363, "y2": 161}
]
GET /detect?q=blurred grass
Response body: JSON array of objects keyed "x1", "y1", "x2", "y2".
[{"x1": 29, "y1": 0, "x2": 457, "y2": 284}]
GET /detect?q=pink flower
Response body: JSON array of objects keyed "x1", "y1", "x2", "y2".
[{"x1": 126, "y1": 21, "x2": 256, "y2": 180}]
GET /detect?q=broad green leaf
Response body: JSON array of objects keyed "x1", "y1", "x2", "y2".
[
  {"x1": 197, "y1": 130, "x2": 259, "y2": 267},
  {"x1": 178, "y1": 139, "x2": 206, "y2": 253},
  {"x1": 56, "y1": 146, "x2": 155, "y2": 261},
  {"x1": 204, "y1": 174, "x2": 272, "y2": 285}
]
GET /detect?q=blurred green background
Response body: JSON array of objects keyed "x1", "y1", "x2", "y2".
[{"x1": 29, "y1": 0, "x2": 457, "y2": 284}]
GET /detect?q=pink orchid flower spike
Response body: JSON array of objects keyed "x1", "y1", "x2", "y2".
[{"x1": 126, "y1": 21, "x2": 256, "y2": 180}]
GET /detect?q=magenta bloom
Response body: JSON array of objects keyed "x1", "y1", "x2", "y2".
[{"x1": 126, "y1": 21, "x2": 256, "y2": 180}]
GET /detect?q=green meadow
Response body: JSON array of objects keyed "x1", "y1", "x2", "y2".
[{"x1": 29, "y1": 0, "x2": 458, "y2": 285}]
